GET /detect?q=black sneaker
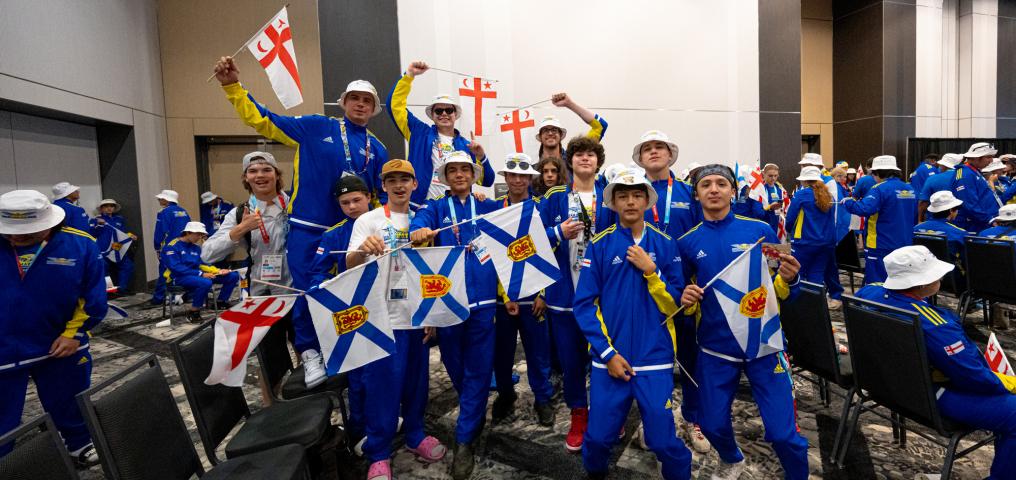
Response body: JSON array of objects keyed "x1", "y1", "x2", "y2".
[
  {"x1": 491, "y1": 391, "x2": 517, "y2": 423},
  {"x1": 72, "y1": 443, "x2": 100, "y2": 469},
  {"x1": 451, "y1": 442, "x2": 474, "y2": 480},
  {"x1": 187, "y1": 310, "x2": 203, "y2": 324},
  {"x1": 535, "y1": 401, "x2": 556, "y2": 426}
]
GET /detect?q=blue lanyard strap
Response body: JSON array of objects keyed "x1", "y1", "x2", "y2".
[
  {"x1": 339, "y1": 119, "x2": 372, "y2": 177},
  {"x1": 12, "y1": 240, "x2": 47, "y2": 279},
  {"x1": 446, "y1": 195, "x2": 477, "y2": 245}
]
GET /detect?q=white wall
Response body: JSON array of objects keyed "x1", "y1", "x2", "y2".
[{"x1": 395, "y1": 0, "x2": 761, "y2": 177}]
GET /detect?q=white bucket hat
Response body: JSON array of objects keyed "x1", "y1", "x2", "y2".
[
  {"x1": 0, "y1": 190, "x2": 67, "y2": 235},
  {"x1": 534, "y1": 116, "x2": 567, "y2": 141},
  {"x1": 870, "y1": 155, "x2": 900, "y2": 171},
  {"x1": 242, "y1": 151, "x2": 278, "y2": 171},
  {"x1": 155, "y1": 190, "x2": 179, "y2": 203},
  {"x1": 338, "y1": 80, "x2": 382, "y2": 117},
  {"x1": 51, "y1": 182, "x2": 80, "y2": 200},
  {"x1": 632, "y1": 130, "x2": 679, "y2": 167},
  {"x1": 98, "y1": 198, "x2": 120, "y2": 212},
  {"x1": 796, "y1": 166, "x2": 823, "y2": 182},
  {"x1": 963, "y1": 142, "x2": 997, "y2": 158},
  {"x1": 603, "y1": 167, "x2": 657, "y2": 212},
  {"x1": 182, "y1": 221, "x2": 208, "y2": 235},
  {"x1": 799, "y1": 153, "x2": 824, "y2": 167},
  {"x1": 937, "y1": 153, "x2": 963, "y2": 169},
  {"x1": 437, "y1": 151, "x2": 482, "y2": 185},
  {"x1": 927, "y1": 190, "x2": 963, "y2": 213},
  {"x1": 883, "y1": 245, "x2": 955, "y2": 290},
  {"x1": 982, "y1": 158, "x2": 1006, "y2": 173},
  {"x1": 992, "y1": 204, "x2": 1016, "y2": 223},
  {"x1": 602, "y1": 163, "x2": 631, "y2": 185},
  {"x1": 847, "y1": 168, "x2": 857, "y2": 174},
  {"x1": 200, "y1": 191, "x2": 219, "y2": 204},
  {"x1": 499, "y1": 153, "x2": 539, "y2": 176},
  {"x1": 425, "y1": 94, "x2": 462, "y2": 120}
]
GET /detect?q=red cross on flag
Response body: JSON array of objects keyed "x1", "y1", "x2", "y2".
[
  {"x1": 205, "y1": 295, "x2": 296, "y2": 387},
  {"x1": 246, "y1": 7, "x2": 303, "y2": 109},
  {"x1": 746, "y1": 166, "x2": 768, "y2": 203},
  {"x1": 985, "y1": 332, "x2": 1015, "y2": 376},
  {"x1": 458, "y1": 76, "x2": 497, "y2": 136},
  {"x1": 499, "y1": 108, "x2": 536, "y2": 154}
]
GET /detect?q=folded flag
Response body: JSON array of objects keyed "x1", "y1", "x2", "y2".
[
  {"x1": 205, "y1": 295, "x2": 296, "y2": 386},
  {"x1": 473, "y1": 200, "x2": 560, "y2": 301},
  {"x1": 401, "y1": 246, "x2": 469, "y2": 327}
]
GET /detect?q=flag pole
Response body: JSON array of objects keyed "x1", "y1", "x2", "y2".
[
  {"x1": 429, "y1": 67, "x2": 498, "y2": 82},
  {"x1": 205, "y1": 4, "x2": 291, "y2": 83},
  {"x1": 250, "y1": 278, "x2": 305, "y2": 294},
  {"x1": 661, "y1": 237, "x2": 765, "y2": 325}
]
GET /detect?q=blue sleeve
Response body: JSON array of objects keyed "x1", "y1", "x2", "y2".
[
  {"x1": 659, "y1": 241, "x2": 687, "y2": 308},
  {"x1": 88, "y1": 218, "x2": 102, "y2": 238},
  {"x1": 1003, "y1": 181, "x2": 1016, "y2": 204},
  {"x1": 573, "y1": 241, "x2": 615, "y2": 363},
  {"x1": 539, "y1": 192, "x2": 564, "y2": 247},
  {"x1": 785, "y1": 193, "x2": 803, "y2": 233},
  {"x1": 200, "y1": 206, "x2": 214, "y2": 233},
  {"x1": 76, "y1": 240, "x2": 109, "y2": 337},
  {"x1": 162, "y1": 245, "x2": 195, "y2": 278},
  {"x1": 242, "y1": 91, "x2": 321, "y2": 143},
  {"x1": 410, "y1": 200, "x2": 440, "y2": 232},
  {"x1": 923, "y1": 314, "x2": 1010, "y2": 395},
  {"x1": 309, "y1": 232, "x2": 342, "y2": 287},
  {"x1": 844, "y1": 189, "x2": 883, "y2": 216}
]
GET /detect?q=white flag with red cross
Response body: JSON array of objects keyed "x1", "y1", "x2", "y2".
[
  {"x1": 205, "y1": 295, "x2": 296, "y2": 387},
  {"x1": 985, "y1": 332, "x2": 1015, "y2": 376},
  {"x1": 458, "y1": 76, "x2": 497, "y2": 136},
  {"x1": 499, "y1": 108, "x2": 536, "y2": 154},
  {"x1": 246, "y1": 7, "x2": 303, "y2": 109}
]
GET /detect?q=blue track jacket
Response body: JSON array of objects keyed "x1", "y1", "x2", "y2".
[
  {"x1": 154, "y1": 203, "x2": 190, "y2": 251},
  {"x1": 785, "y1": 187, "x2": 836, "y2": 246},
  {"x1": 162, "y1": 238, "x2": 220, "y2": 281},
  {"x1": 843, "y1": 177, "x2": 916, "y2": 251},
  {"x1": 950, "y1": 164, "x2": 1002, "y2": 231},
  {"x1": 309, "y1": 219, "x2": 355, "y2": 286}
]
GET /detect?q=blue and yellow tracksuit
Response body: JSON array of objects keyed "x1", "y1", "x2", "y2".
[
  {"x1": 410, "y1": 193, "x2": 500, "y2": 444},
  {"x1": 54, "y1": 198, "x2": 90, "y2": 233},
  {"x1": 161, "y1": 238, "x2": 238, "y2": 309},
  {"x1": 676, "y1": 212, "x2": 808, "y2": 479},
  {"x1": 200, "y1": 200, "x2": 234, "y2": 236},
  {"x1": 732, "y1": 185, "x2": 766, "y2": 220},
  {"x1": 152, "y1": 202, "x2": 190, "y2": 302},
  {"x1": 951, "y1": 164, "x2": 1002, "y2": 232},
  {"x1": 852, "y1": 175, "x2": 876, "y2": 200},
  {"x1": 980, "y1": 225, "x2": 1016, "y2": 240},
  {"x1": 646, "y1": 174, "x2": 699, "y2": 239},
  {"x1": 914, "y1": 219, "x2": 970, "y2": 271},
  {"x1": 786, "y1": 187, "x2": 842, "y2": 300},
  {"x1": 763, "y1": 182, "x2": 787, "y2": 233},
  {"x1": 1, "y1": 227, "x2": 107, "y2": 455},
  {"x1": 222, "y1": 81, "x2": 388, "y2": 354},
  {"x1": 574, "y1": 223, "x2": 692, "y2": 479},
  {"x1": 855, "y1": 285, "x2": 1016, "y2": 480},
  {"x1": 90, "y1": 214, "x2": 134, "y2": 290},
  {"x1": 538, "y1": 184, "x2": 616, "y2": 409},
  {"x1": 387, "y1": 74, "x2": 495, "y2": 209},
  {"x1": 918, "y1": 169, "x2": 953, "y2": 203},
  {"x1": 909, "y1": 161, "x2": 939, "y2": 194},
  {"x1": 843, "y1": 178, "x2": 917, "y2": 284},
  {"x1": 493, "y1": 195, "x2": 553, "y2": 406}
]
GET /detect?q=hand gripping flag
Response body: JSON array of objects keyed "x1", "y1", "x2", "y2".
[
  {"x1": 246, "y1": 7, "x2": 303, "y2": 109},
  {"x1": 103, "y1": 225, "x2": 133, "y2": 263},
  {"x1": 205, "y1": 295, "x2": 297, "y2": 386},
  {"x1": 473, "y1": 201, "x2": 561, "y2": 301},
  {"x1": 708, "y1": 241, "x2": 784, "y2": 359},
  {"x1": 499, "y1": 108, "x2": 536, "y2": 153},
  {"x1": 402, "y1": 246, "x2": 470, "y2": 327},
  {"x1": 307, "y1": 256, "x2": 395, "y2": 375},
  {"x1": 985, "y1": 332, "x2": 1015, "y2": 376},
  {"x1": 458, "y1": 76, "x2": 497, "y2": 136}
]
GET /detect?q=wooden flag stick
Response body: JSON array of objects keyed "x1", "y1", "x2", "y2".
[
  {"x1": 250, "y1": 278, "x2": 304, "y2": 293},
  {"x1": 428, "y1": 67, "x2": 499, "y2": 82}
]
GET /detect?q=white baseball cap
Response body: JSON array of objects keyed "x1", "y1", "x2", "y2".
[
  {"x1": 937, "y1": 153, "x2": 963, "y2": 169},
  {"x1": 0, "y1": 190, "x2": 66, "y2": 235},
  {"x1": 182, "y1": 221, "x2": 208, "y2": 235},
  {"x1": 499, "y1": 153, "x2": 539, "y2": 176},
  {"x1": 992, "y1": 204, "x2": 1016, "y2": 223},
  {"x1": 338, "y1": 80, "x2": 382, "y2": 117},
  {"x1": 870, "y1": 155, "x2": 900, "y2": 171},
  {"x1": 242, "y1": 151, "x2": 278, "y2": 172},
  {"x1": 963, "y1": 142, "x2": 997, "y2": 158},
  {"x1": 799, "y1": 153, "x2": 824, "y2": 167},
  {"x1": 51, "y1": 182, "x2": 80, "y2": 200},
  {"x1": 883, "y1": 245, "x2": 955, "y2": 290},
  {"x1": 437, "y1": 151, "x2": 482, "y2": 185},
  {"x1": 200, "y1": 192, "x2": 218, "y2": 204},
  {"x1": 796, "y1": 166, "x2": 823, "y2": 182},
  {"x1": 155, "y1": 190, "x2": 179, "y2": 203},
  {"x1": 603, "y1": 167, "x2": 657, "y2": 212},
  {"x1": 982, "y1": 158, "x2": 1006, "y2": 173},
  {"x1": 535, "y1": 116, "x2": 567, "y2": 141},
  {"x1": 632, "y1": 130, "x2": 679, "y2": 167},
  {"x1": 927, "y1": 190, "x2": 963, "y2": 213},
  {"x1": 425, "y1": 94, "x2": 461, "y2": 120}
]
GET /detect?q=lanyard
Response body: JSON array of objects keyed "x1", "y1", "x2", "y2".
[
  {"x1": 572, "y1": 184, "x2": 596, "y2": 234},
  {"x1": 340, "y1": 119, "x2": 371, "y2": 177},
  {"x1": 447, "y1": 195, "x2": 476, "y2": 245},
  {"x1": 250, "y1": 194, "x2": 287, "y2": 245},
  {"x1": 11, "y1": 240, "x2": 47, "y2": 280},
  {"x1": 650, "y1": 177, "x2": 673, "y2": 230}
]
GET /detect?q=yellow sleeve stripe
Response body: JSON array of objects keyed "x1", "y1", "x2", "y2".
[
  {"x1": 288, "y1": 149, "x2": 302, "y2": 214},
  {"x1": 645, "y1": 223, "x2": 672, "y2": 240},
  {"x1": 543, "y1": 185, "x2": 567, "y2": 200},
  {"x1": 773, "y1": 275, "x2": 791, "y2": 300},
  {"x1": 199, "y1": 265, "x2": 220, "y2": 274},
  {"x1": 585, "y1": 117, "x2": 604, "y2": 140},
  {"x1": 594, "y1": 298, "x2": 615, "y2": 350},
  {"x1": 390, "y1": 74, "x2": 414, "y2": 140},
  {"x1": 223, "y1": 82, "x2": 299, "y2": 148},
  {"x1": 325, "y1": 219, "x2": 348, "y2": 232},
  {"x1": 734, "y1": 215, "x2": 770, "y2": 226},
  {"x1": 912, "y1": 304, "x2": 946, "y2": 326},
  {"x1": 793, "y1": 210, "x2": 805, "y2": 239},
  {"x1": 676, "y1": 223, "x2": 702, "y2": 241},
  {"x1": 591, "y1": 224, "x2": 616, "y2": 243},
  {"x1": 62, "y1": 298, "x2": 88, "y2": 338},
  {"x1": 167, "y1": 238, "x2": 180, "y2": 246},
  {"x1": 61, "y1": 227, "x2": 95, "y2": 241}
]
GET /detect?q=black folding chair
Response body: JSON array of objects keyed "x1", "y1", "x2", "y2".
[
  {"x1": 839, "y1": 295, "x2": 994, "y2": 478},
  {"x1": 0, "y1": 414, "x2": 79, "y2": 480},
  {"x1": 170, "y1": 321, "x2": 338, "y2": 470},
  {"x1": 780, "y1": 281, "x2": 855, "y2": 459},
  {"x1": 75, "y1": 354, "x2": 310, "y2": 480},
  {"x1": 836, "y1": 231, "x2": 864, "y2": 291},
  {"x1": 912, "y1": 234, "x2": 965, "y2": 305},
  {"x1": 256, "y1": 319, "x2": 350, "y2": 417},
  {"x1": 961, "y1": 236, "x2": 1016, "y2": 324}
]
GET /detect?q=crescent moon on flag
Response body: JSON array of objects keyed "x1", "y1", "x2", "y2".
[
  {"x1": 271, "y1": 300, "x2": 285, "y2": 315},
  {"x1": 256, "y1": 40, "x2": 268, "y2": 53},
  {"x1": 462, "y1": 78, "x2": 469, "y2": 87},
  {"x1": 523, "y1": 110, "x2": 530, "y2": 120}
]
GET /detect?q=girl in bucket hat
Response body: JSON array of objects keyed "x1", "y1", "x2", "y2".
[{"x1": 786, "y1": 166, "x2": 842, "y2": 309}]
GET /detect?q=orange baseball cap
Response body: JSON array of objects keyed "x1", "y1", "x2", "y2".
[{"x1": 381, "y1": 159, "x2": 416, "y2": 179}]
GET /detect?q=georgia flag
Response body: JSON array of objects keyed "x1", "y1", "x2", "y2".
[{"x1": 246, "y1": 7, "x2": 303, "y2": 109}]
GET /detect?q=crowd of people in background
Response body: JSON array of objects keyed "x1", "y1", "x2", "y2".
[{"x1": 2, "y1": 55, "x2": 1016, "y2": 480}]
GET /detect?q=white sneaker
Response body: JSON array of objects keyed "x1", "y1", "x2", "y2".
[
  {"x1": 301, "y1": 349, "x2": 326, "y2": 388},
  {"x1": 711, "y1": 460, "x2": 745, "y2": 480},
  {"x1": 827, "y1": 298, "x2": 843, "y2": 310},
  {"x1": 683, "y1": 422, "x2": 711, "y2": 453},
  {"x1": 172, "y1": 294, "x2": 184, "y2": 305},
  {"x1": 632, "y1": 422, "x2": 648, "y2": 449}
]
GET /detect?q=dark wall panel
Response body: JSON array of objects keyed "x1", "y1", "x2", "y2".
[
  {"x1": 882, "y1": 2, "x2": 916, "y2": 117},
  {"x1": 833, "y1": 3, "x2": 882, "y2": 123},
  {"x1": 758, "y1": 0, "x2": 802, "y2": 178},
  {"x1": 999, "y1": 14, "x2": 1016, "y2": 136},
  {"x1": 834, "y1": 117, "x2": 882, "y2": 168},
  {"x1": 318, "y1": 0, "x2": 404, "y2": 158},
  {"x1": 96, "y1": 123, "x2": 146, "y2": 292}
]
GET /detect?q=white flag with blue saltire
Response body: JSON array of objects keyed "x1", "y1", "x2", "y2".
[
  {"x1": 103, "y1": 225, "x2": 133, "y2": 263},
  {"x1": 401, "y1": 246, "x2": 469, "y2": 327},
  {"x1": 472, "y1": 200, "x2": 560, "y2": 301},
  {"x1": 306, "y1": 255, "x2": 395, "y2": 375},
  {"x1": 709, "y1": 242, "x2": 784, "y2": 359}
]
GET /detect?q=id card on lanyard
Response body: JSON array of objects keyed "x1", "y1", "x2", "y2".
[
  {"x1": 340, "y1": 119, "x2": 372, "y2": 179},
  {"x1": 570, "y1": 186, "x2": 596, "y2": 273}
]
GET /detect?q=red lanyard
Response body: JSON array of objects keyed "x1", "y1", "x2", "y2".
[
  {"x1": 253, "y1": 194, "x2": 286, "y2": 245},
  {"x1": 11, "y1": 240, "x2": 47, "y2": 280},
  {"x1": 651, "y1": 176, "x2": 673, "y2": 225}
]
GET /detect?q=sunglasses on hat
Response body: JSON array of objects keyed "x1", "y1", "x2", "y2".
[
  {"x1": 506, "y1": 160, "x2": 532, "y2": 171},
  {"x1": 433, "y1": 107, "x2": 456, "y2": 116}
]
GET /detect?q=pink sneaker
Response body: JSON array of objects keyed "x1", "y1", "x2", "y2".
[
  {"x1": 406, "y1": 435, "x2": 446, "y2": 463},
  {"x1": 367, "y1": 459, "x2": 391, "y2": 480}
]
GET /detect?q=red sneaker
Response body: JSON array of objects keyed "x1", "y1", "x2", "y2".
[{"x1": 565, "y1": 407, "x2": 588, "y2": 452}]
